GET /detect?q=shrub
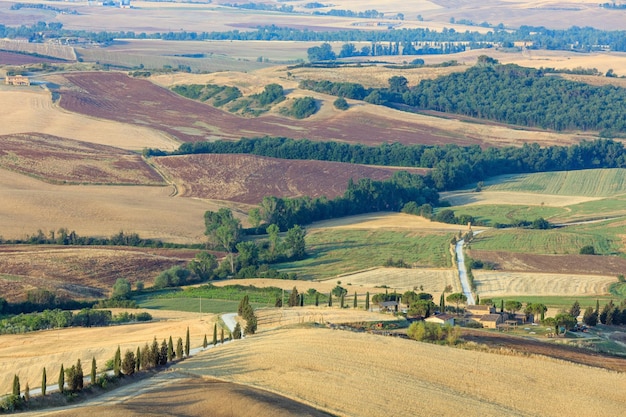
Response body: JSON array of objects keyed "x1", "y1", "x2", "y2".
[
  {"x1": 333, "y1": 97, "x2": 349, "y2": 110},
  {"x1": 580, "y1": 245, "x2": 596, "y2": 255}
]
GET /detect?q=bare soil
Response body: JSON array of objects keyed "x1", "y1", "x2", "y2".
[
  {"x1": 154, "y1": 153, "x2": 427, "y2": 204},
  {"x1": 0, "y1": 245, "x2": 198, "y2": 301},
  {"x1": 0, "y1": 51, "x2": 67, "y2": 65},
  {"x1": 0, "y1": 133, "x2": 164, "y2": 185},
  {"x1": 468, "y1": 249, "x2": 626, "y2": 276}
]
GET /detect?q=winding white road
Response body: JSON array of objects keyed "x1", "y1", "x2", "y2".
[{"x1": 456, "y1": 238, "x2": 476, "y2": 306}]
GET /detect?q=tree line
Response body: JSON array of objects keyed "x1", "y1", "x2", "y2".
[
  {"x1": 150, "y1": 135, "x2": 626, "y2": 192},
  {"x1": 5, "y1": 22, "x2": 626, "y2": 53}
]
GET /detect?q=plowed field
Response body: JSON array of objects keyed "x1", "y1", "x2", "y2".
[
  {"x1": 0, "y1": 51, "x2": 67, "y2": 65},
  {"x1": 468, "y1": 249, "x2": 626, "y2": 276},
  {"x1": 56, "y1": 71, "x2": 500, "y2": 147},
  {"x1": 0, "y1": 246, "x2": 197, "y2": 301},
  {"x1": 154, "y1": 153, "x2": 427, "y2": 204},
  {"x1": 0, "y1": 133, "x2": 164, "y2": 185}
]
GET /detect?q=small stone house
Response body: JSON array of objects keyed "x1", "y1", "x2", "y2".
[
  {"x1": 5, "y1": 75, "x2": 30, "y2": 86},
  {"x1": 478, "y1": 313, "x2": 504, "y2": 329},
  {"x1": 466, "y1": 305, "x2": 496, "y2": 316},
  {"x1": 425, "y1": 313, "x2": 455, "y2": 326}
]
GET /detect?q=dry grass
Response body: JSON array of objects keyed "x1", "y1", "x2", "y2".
[
  {"x1": 473, "y1": 271, "x2": 614, "y2": 297},
  {"x1": 0, "y1": 309, "x2": 216, "y2": 395},
  {"x1": 311, "y1": 212, "x2": 481, "y2": 231},
  {"x1": 337, "y1": 267, "x2": 461, "y2": 295},
  {"x1": 173, "y1": 325, "x2": 626, "y2": 417},
  {"x1": 0, "y1": 168, "x2": 216, "y2": 244},
  {"x1": 0, "y1": 87, "x2": 179, "y2": 152}
]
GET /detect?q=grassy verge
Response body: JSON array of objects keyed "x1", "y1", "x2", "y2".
[
  {"x1": 452, "y1": 204, "x2": 565, "y2": 226},
  {"x1": 276, "y1": 229, "x2": 453, "y2": 280}
]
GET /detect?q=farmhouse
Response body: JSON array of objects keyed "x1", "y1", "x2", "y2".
[
  {"x1": 425, "y1": 313, "x2": 455, "y2": 326},
  {"x1": 466, "y1": 305, "x2": 496, "y2": 316},
  {"x1": 477, "y1": 314, "x2": 504, "y2": 329},
  {"x1": 378, "y1": 301, "x2": 398, "y2": 312},
  {"x1": 5, "y1": 75, "x2": 30, "y2": 86}
]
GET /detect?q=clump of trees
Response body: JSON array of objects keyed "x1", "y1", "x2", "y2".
[
  {"x1": 407, "y1": 321, "x2": 460, "y2": 345},
  {"x1": 238, "y1": 296, "x2": 257, "y2": 335},
  {"x1": 281, "y1": 96, "x2": 318, "y2": 119}
]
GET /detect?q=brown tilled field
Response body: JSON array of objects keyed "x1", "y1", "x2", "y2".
[
  {"x1": 154, "y1": 154, "x2": 427, "y2": 204},
  {"x1": 468, "y1": 249, "x2": 626, "y2": 276},
  {"x1": 0, "y1": 133, "x2": 165, "y2": 185},
  {"x1": 0, "y1": 51, "x2": 67, "y2": 65},
  {"x1": 0, "y1": 246, "x2": 198, "y2": 301}
]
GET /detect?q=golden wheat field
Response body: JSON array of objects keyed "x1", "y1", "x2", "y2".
[
  {"x1": 473, "y1": 270, "x2": 614, "y2": 297},
  {"x1": 0, "y1": 88, "x2": 179, "y2": 152},
  {"x1": 0, "y1": 168, "x2": 215, "y2": 243},
  {"x1": 336, "y1": 267, "x2": 461, "y2": 294},
  {"x1": 0, "y1": 309, "x2": 216, "y2": 395},
  {"x1": 172, "y1": 325, "x2": 626, "y2": 417}
]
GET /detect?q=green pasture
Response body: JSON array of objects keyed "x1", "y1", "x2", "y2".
[
  {"x1": 483, "y1": 168, "x2": 626, "y2": 197},
  {"x1": 454, "y1": 204, "x2": 565, "y2": 225},
  {"x1": 468, "y1": 227, "x2": 619, "y2": 255},
  {"x1": 559, "y1": 197, "x2": 626, "y2": 220},
  {"x1": 276, "y1": 229, "x2": 454, "y2": 280},
  {"x1": 137, "y1": 298, "x2": 266, "y2": 313}
]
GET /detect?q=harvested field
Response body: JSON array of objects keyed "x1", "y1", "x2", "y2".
[
  {"x1": 0, "y1": 245, "x2": 198, "y2": 302},
  {"x1": 473, "y1": 270, "x2": 614, "y2": 298},
  {"x1": 0, "y1": 88, "x2": 178, "y2": 152},
  {"x1": 56, "y1": 71, "x2": 582, "y2": 148},
  {"x1": 0, "y1": 309, "x2": 217, "y2": 395},
  {"x1": 32, "y1": 374, "x2": 333, "y2": 417},
  {"x1": 0, "y1": 168, "x2": 215, "y2": 243},
  {"x1": 336, "y1": 267, "x2": 461, "y2": 295},
  {"x1": 311, "y1": 211, "x2": 482, "y2": 231},
  {"x1": 173, "y1": 326, "x2": 626, "y2": 417},
  {"x1": 0, "y1": 50, "x2": 67, "y2": 65},
  {"x1": 154, "y1": 154, "x2": 427, "y2": 204},
  {"x1": 0, "y1": 133, "x2": 165, "y2": 185},
  {"x1": 468, "y1": 249, "x2": 626, "y2": 276}
]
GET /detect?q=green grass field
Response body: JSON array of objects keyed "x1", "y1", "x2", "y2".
[
  {"x1": 469, "y1": 227, "x2": 618, "y2": 255},
  {"x1": 276, "y1": 229, "x2": 454, "y2": 279},
  {"x1": 454, "y1": 204, "x2": 565, "y2": 225},
  {"x1": 138, "y1": 298, "x2": 268, "y2": 313},
  {"x1": 484, "y1": 169, "x2": 626, "y2": 197}
]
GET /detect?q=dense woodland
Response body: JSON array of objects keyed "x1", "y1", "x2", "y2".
[
  {"x1": 156, "y1": 137, "x2": 626, "y2": 191},
  {"x1": 301, "y1": 62, "x2": 626, "y2": 133},
  {"x1": 4, "y1": 22, "x2": 626, "y2": 53}
]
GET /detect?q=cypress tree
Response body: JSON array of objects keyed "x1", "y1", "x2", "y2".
[
  {"x1": 160, "y1": 339, "x2": 168, "y2": 365},
  {"x1": 203, "y1": 334, "x2": 208, "y2": 349},
  {"x1": 476, "y1": 294, "x2": 480, "y2": 305},
  {"x1": 176, "y1": 337, "x2": 183, "y2": 359},
  {"x1": 58, "y1": 365, "x2": 65, "y2": 394},
  {"x1": 150, "y1": 337, "x2": 159, "y2": 368},
  {"x1": 439, "y1": 292, "x2": 445, "y2": 312},
  {"x1": 12, "y1": 374, "x2": 20, "y2": 397},
  {"x1": 136, "y1": 347, "x2": 141, "y2": 371},
  {"x1": 114, "y1": 346, "x2": 122, "y2": 378},
  {"x1": 340, "y1": 293, "x2": 345, "y2": 308},
  {"x1": 328, "y1": 292, "x2": 332, "y2": 307},
  {"x1": 76, "y1": 359, "x2": 83, "y2": 390},
  {"x1": 168, "y1": 336, "x2": 174, "y2": 362},
  {"x1": 142, "y1": 343, "x2": 151, "y2": 369},
  {"x1": 24, "y1": 383, "x2": 29, "y2": 402},
  {"x1": 213, "y1": 323, "x2": 217, "y2": 345},
  {"x1": 91, "y1": 357, "x2": 97, "y2": 386},
  {"x1": 42, "y1": 367, "x2": 47, "y2": 396},
  {"x1": 365, "y1": 292, "x2": 370, "y2": 310},
  {"x1": 315, "y1": 292, "x2": 319, "y2": 306},
  {"x1": 353, "y1": 291, "x2": 358, "y2": 308},
  {"x1": 300, "y1": 293, "x2": 304, "y2": 307},
  {"x1": 500, "y1": 299, "x2": 504, "y2": 313},
  {"x1": 185, "y1": 327, "x2": 190, "y2": 357},
  {"x1": 220, "y1": 328, "x2": 224, "y2": 344}
]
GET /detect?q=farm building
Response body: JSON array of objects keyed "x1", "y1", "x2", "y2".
[
  {"x1": 425, "y1": 314, "x2": 455, "y2": 326},
  {"x1": 378, "y1": 301, "x2": 398, "y2": 312},
  {"x1": 477, "y1": 314, "x2": 504, "y2": 329},
  {"x1": 466, "y1": 305, "x2": 496, "y2": 316},
  {"x1": 5, "y1": 75, "x2": 30, "y2": 86}
]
